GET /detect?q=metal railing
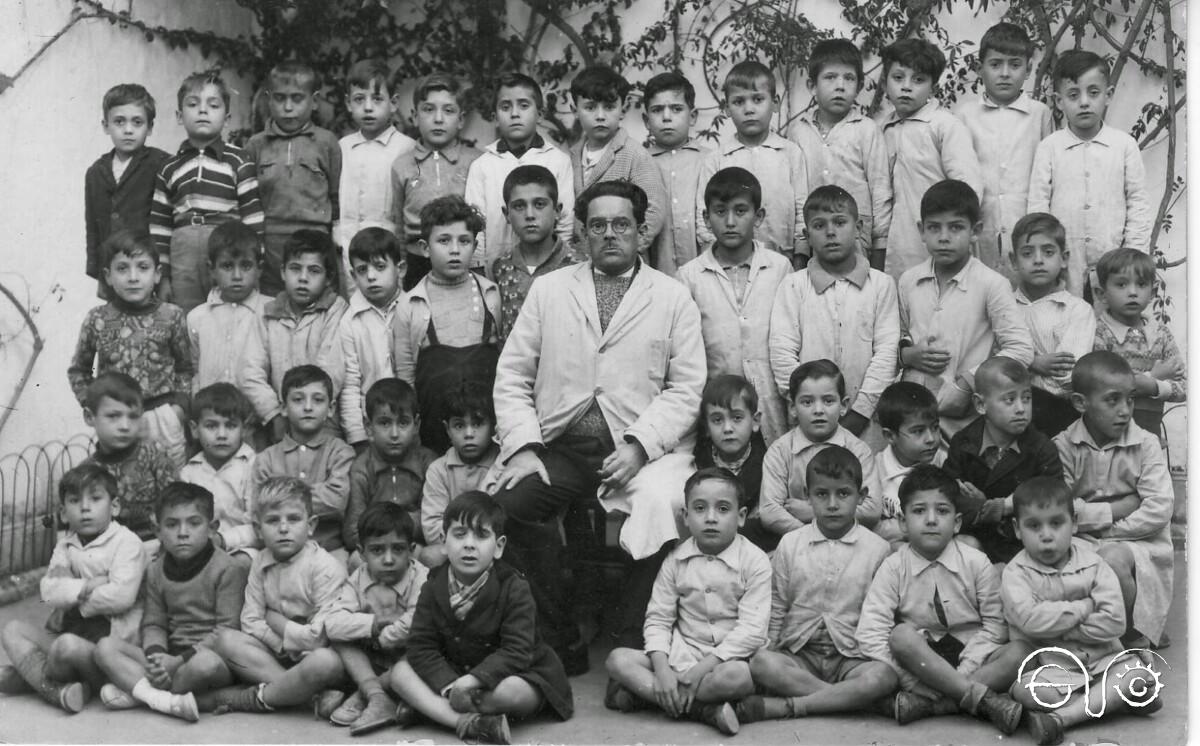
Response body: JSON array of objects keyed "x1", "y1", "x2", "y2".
[{"x1": 0, "y1": 433, "x2": 94, "y2": 575}]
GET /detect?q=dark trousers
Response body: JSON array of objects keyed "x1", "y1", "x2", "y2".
[
  {"x1": 1031, "y1": 386, "x2": 1080, "y2": 440},
  {"x1": 493, "y1": 434, "x2": 668, "y2": 651}
]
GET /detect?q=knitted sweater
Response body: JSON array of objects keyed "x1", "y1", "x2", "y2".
[
  {"x1": 83, "y1": 441, "x2": 179, "y2": 540},
  {"x1": 141, "y1": 542, "x2": 249, "y2": 658}
]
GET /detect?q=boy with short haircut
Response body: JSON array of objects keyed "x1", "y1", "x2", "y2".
[
  {"x1": 1055, "y1": 351, "x2": 1174, "y2": 649},
  {"x1": 1003, "y1": 477, "x2": 1160, "y2": 745},
  {"x1": 391, "y1": 72, "x2": 481, "y2": 289},
  {"x1": 944, "y1": 356, "x2": 1063, "y2": 564},
  {"x1": 86, "y1": 83, "x2": 170, "y2": 296},
  {"x1": 491, "y1": 165, "x2": 582, "y2": 341},
  {"x1": 878, "y1": 39, "x2": 983, "y2": 278},
  {"x1": 693, "y1": 375, "x2": 774, "y2": 552},
  {"x1": 465, "y1": 73, "x2": 574, "y2": 272},
  {"x1": 1093, "y1": 248, "x2": 1186, "y2": 435},
  {"x1": 874, "y1": 382, "x2": 944, "y2": 548},
  {"x1": 79, "y1": 373, "x2": 179, "y2": 541},
  {"x1": 678, "y1": 167, "x2": 790, "y2": 442},
  {"x1": 696, "y1": 61, "x2": 809, "y2": 265},
  {"x1": 759, "y1": 360, "x2": 882, "y2": 539},
  {"x1": 605, "y1": 469, "x2": 769, "y2": 735},
  {"x1": 94, "y1": 482, "x2": 249, "y2": 720},
  {"x1": 150, "y1": 72, "x2": 264, "y2": 313},
  {"x1": 187, "y1": 220, "x2": 268, "y2": 393},
  {"x1": 954, "y1": 23, "x2": 1054, "y2": 274},
  {"x1": 336, "y1": 59, "x2": 417, "y2": 264},
  {"x1": 392, "y1": 196, "x2": 501, "y2": 454},
  {"x1": 242, "y1": 229, "x2": 349, "y2": 441},
  {"x1": 1029, "y1": 50, "x2": 1151, "y2": 299},
  {"x1": 390, "y1": 491, "x2": 574, "y2": 744},
  {"x1": 325, "y1": 503, "x2": 430, "y2": 733},
  {"x1": 246, "y1": 61, "x2": 342, "y2": 298},
  {"x1": 738, "y1": 447, "x2": 897, "y2": 722},
  {"x1": 643, "y1": 71, "x2": 711, "y2": 272},
  {"x1": 179, "y1": 383, "x2": 259, "y2": 557},
  {"x1": 252, "y1": 365, "x2": 355, "y2": 555},
  {"x1": 786, "y1": 39, "x2": 892, "y2": 268},
  {"x1": 209, "y1": 477, "x2": 348, "y2": 714},
  {"x1": 339, "y1": 227, "x2": 406, "y2": 447},
  {"x1": 897, "y1": 180, "x2": 1033, "y2": 434},
  {"x1": 343, "y1": 379, "x2": 438, "y2": 555},
  {"x1": 569, "y1": 65, "x2": 667, "y2": 254},
  {"x1": 420, "y1": 382, "x2": 501, "y2": 568},
  {"x1": 1010, "y1": 213, "x2": 1095, "y2": 437},
  {"x1": 68, "y1": 230, "x2": 194, "y2": 466},
  {"x1": 856, "y1": 465, "x2": 1028, "y2": 733},
  {"x1": 769, "y1": 185, "x2": 900, "y2": 442},
  {"x1": 0, "y1": 465, "x2": 145, "y2": 713}
]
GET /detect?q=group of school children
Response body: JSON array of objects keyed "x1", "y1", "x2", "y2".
[{"x1": 0, "y1": 19, "x2": 1183, "y2": 746}]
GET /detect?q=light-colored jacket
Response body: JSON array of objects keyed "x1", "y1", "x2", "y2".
[
  {"x1": 339, "y1": 290, "x2": 403, "y2": 444},
  {"x1": 494, "y1": 261, "x2": 706, "y2": 465},
  {"x1": 41, "y1": 522, "x2": 146, "y2": 643}
]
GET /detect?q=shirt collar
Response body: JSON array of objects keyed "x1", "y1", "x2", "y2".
[
  {"x1": 265, "y1": 120, "x2": 315, "y2": 139},
  {"x1": 981, "y1": 92, "x2": 1034, "y2": 113},
  {"x1": 186, "y1": 442, "x2": 256, "y2": 471},
  {"x1": 883, "y1": 99, "x2": 940, "y2": 128},
  {"x1": 1099, "y1": 310, "x2": 1154, "y2": 345},
  {"x1": 368, "y1": 445, "x2": 428, "y2": 477},
  {"x1": 675, "y1": 534, "x2": 746, "y2": 567},
  {"x1": 495, "y1": 133, "x2": 546, "y2": 154},
  {"x1": 203, "y1": 286, "x2": 265, "y2": 309},
  {"x1": 264, "y1": 287, "x2": 340, "y2": 320},
  {"x1": 65, "y1": 521, "x2": 122, "y2": 550},
  {"x1": 593, "y1": 260, "x2": 639, "y2": 279},
  {"x1": 1011, "y1": 538, "x2": 1102, "y2": 574},
  {"x1": 259, "y1": 539, "x2": 317, "y2": 571},
  {"x1": 414, "y1": 139, "x2": 463, "y2": 163},
  {"x1": 1064, "y1": 123, "x2": 1117, "y2": 149},
  {"x1": 347, "y1": 125, "x2": 401, "y2": 149},
  {"x1": 647, "y1": 138, "x2": 706, "y2": 156},
  {"x1": 799, "y1": 521, "x2": 863, "y2": 545},
  {"x1": 179, "y1": 137, "x2": 226, "y2": 158},
  {"x1": 807, "y1": 254, "x2": 870, "y2": 292},
  {"x1": 1061, "y1": 417, "x2": 1137, "y2": 450},
  {"x1": 444, "y1": 442, "x2": 498, "y2": 468},
  {"x1": 281, "y1": 430, "x2": 333, "y2": 452},
  {"x1": 1013, "y1": 287, "x2": 1072, "y2": 306},
  {"x1": 913, "y1": 256, "x2": 978, "y2": 290},
  {"x1": 506, "y1": 238, "x2": 569, "y2": 274},
  {"x1": 348, "y1": 287, "x2": 403, "y2": 317},
  {"x1": 788, "y1": 426, "x2": 849, "y2": 455},
  {"x1": 720, "y1": 131, "x2": 787, "y2": 156},
  {"x1": 696, "y1": 242, "x2": 770, "y2": 274},
  {"x1": 905, "y1": 538, "x2": 965, "y2": 576},
  {"x1": 798, "y1": 108, "x2": 866, "y2": 129},
  {"x1": 980, "y1": 426, "x2": 1021, "y2": 455},
  {"x1": 356, "y1": 558, "x2": 421, "y2": 596}
]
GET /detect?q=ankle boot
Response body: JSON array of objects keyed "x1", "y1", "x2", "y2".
[{"x1": 14, "y1": 649, "x2": 89, "y2": 713}]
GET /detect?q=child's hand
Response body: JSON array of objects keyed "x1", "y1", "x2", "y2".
[
  {"x1": 417, "y1": 544, "x2": 447, "y2": 568},
  {"x1": 974, "y1": 497, "x2": 1007, "y2": 526},
  {"x1": 652, "y1": 667, "x2": 683, "y2": 718},
  {"x1": 676, "y1": 655, "x2": 718, "y2": 712},
  {"x1": 1151, "y1": 357, "x2": 1184, "y2": 381},
  {"x1": 1031, "y1": 352, "x2": 1075, "y2": 378},
  {"x1": 903, "y1": 338, "x2": 951, "y2": 375},
  {"x1": 145, "y1": 654, "x2": 172, "y2": 689},
  {"x1": 447, "y1": 674, "x2": 482, "y2": 713},
  {"x1": 784, "y1": 497, "x2": 813, "y2": 524}
]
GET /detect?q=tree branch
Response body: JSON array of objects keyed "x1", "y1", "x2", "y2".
[
  {"x1": 1033, "y1": 0, "x2": 1088, "y2": 99},
  {"x1": 521, "y1": 0, "x2": 596, "y2": 68},
  {"x1": 0, "y1": 281, "x2": 46, "y2": 439},
  {"x1": 1147, "y1": 0, "x2": 1177, "y2": 252},
  {"x1": 1138, "y1": 94, "x2": 1186, "y2": 148},
  {"x1": 1107, "y1": 0, "x2": 1157, "y2": 89},
  {"x1": 0, "y1": 10, "x2": 90, "y2": 96}
]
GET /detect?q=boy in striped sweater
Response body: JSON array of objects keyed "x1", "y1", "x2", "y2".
[{"x1": 149, "y1": 72, "x2": 264, "y2": 313}]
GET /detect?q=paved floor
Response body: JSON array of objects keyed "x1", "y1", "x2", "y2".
[{"x1": 0, "y1": 554, "x2": 1187, "y2": 745}]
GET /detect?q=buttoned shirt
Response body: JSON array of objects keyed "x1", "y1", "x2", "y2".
[
  {"x1": 388, "y1": 139, "x2": 480, "y2": 250},
  {"x1": 245, "y1": 121, "x2": 342, "y2": 231},
  {"x1": 421, "y1": 445, "x2": 500, "y2": 546},
  {"x1": 187, "y1": 288, "x2": 269, "y2": 392},
  {"x1": 335, "y1": 126, "x2": 417, "y2": 246},
  {"x1": 1095, "y1": 312, "x2": 1185, "y2": 403},
  {"x1": 325, "y1": 560, "x2": 429, "y2": 649},
  {"x1": 343, "y1": 444, "x2": 438, "y2": 551},
  {"x1": 677, "y1": 244, "x2": 792, "y2": 442},
  {"x1": 1015, "y1": 288, "x2": 1096, "y2": 398},
  {"x1": 41, "y1": 522, "x2": 145, "y2": 643},
  {"x1": 954, "y1": 94, "x2": 1054, "y2": 271},
  {"x1": 769, "y1": 256, "x2": 900, "y2": 420},
  {"x1": 252, "y1": 431, "x2": 356, "y2": 551},
  {"x1": 759, "y1": 426, "x2": 883, "y2": 536},
  {"x1": 179, "y1": 443, "x2": 258, "y2": 551},
  {"x1": 241, "y1": 540, "x2": 347, "y2": 656},
  {"x1": 1028, "y1": 124, "x2": 1151, "y2": 294},
  {"x1": 898, "y1": 257, "x2": 1034, "y2": 412},
  {"x1": 880, "y1": 101, "x2": 983, "y2": 278},
  {"x1": 768, "y1": 523, "x2": 892, "y2": 658},
  {"x1": 695, "y1": 132, "x2": 808, "y2": 256},
  {"x1": 1001, "y1": 539, "x2": 1125, "y2": 675},
  {"x1": 391, "y1": 275, "x2": 501, "y2": 385},
  {"x1": 857, "y1": 540, "x2": 1007, "y2": 688},
  {"x1": 787, "y1": 110, "x2": 893, "y2": 254},
  {"x1": 643, "y1": 535, "x2": 771, "y2": 668},
  {"x1": 648, "y1": 139, "x2": 711, "y2": 272},
  {"x1": 339, "y1": 289, "x2": 404, "y2": 444}
]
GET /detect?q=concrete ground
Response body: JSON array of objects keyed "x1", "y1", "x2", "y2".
[{"x1": 0, "y1": 554, "x2": 1187, "y2": 745}]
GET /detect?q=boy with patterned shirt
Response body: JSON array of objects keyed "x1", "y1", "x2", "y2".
[
  {"x1": 149, "y1": 72, "x2": 264, "y2": 313},
  {"x1": 68, "y1": 231, "x2": 193, "y2": 466},
  {"x1": 491, "y1": 165, "x2": 581, "y2": 342},
  {"x1": 80, "y1": 373, "x2": 179, "y2": 542},
  {"x1": 787, "y1": 39, "x2": 892, "y2": 267},
  {"x1": 391, "y1": 72, "x2": 480, "y2": 288},
  {"x1": 643, "y1": 72, "x2": 711, "y2": 273},
  {"x1": 85, "y1": 83, "x2": 170, "y2": 297},
  {"x1": 246, "y1": 62, "x2": 341, "y2": 298}
]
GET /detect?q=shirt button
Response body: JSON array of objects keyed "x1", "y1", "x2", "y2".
[
  {"x1": 299, "y1": 471, "x2": 306, "y2": 478},
  {"x1": 705, "y1": 588, "x2": 713, "y2": 593},
  {"x1": 594, "y1": 387, "x2": 603, "y2": 395}
]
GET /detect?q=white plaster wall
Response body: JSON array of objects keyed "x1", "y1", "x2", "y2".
[{"x1": 0, "y1": 0, "x2": 255, "y2": 456}]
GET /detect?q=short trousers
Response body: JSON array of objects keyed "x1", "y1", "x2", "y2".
[{"x1": 789, "y1": 644, "x2": 871, "y2": 684}]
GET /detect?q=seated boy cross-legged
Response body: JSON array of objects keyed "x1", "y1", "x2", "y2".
[
  {"x1": 605, "y1": 468, "x2": 771, "y2": 735},
  {"x1": 324, "y1": 503, "x2": 429, "y2": 734},
  {"x1": 738, "y1": 446, "x2": 897, "y2": 723},
  {"x1": 857, "y1": 465, "x2": 1030, "y2": 733},
  {"x1": 390, "y1": 491, "x2": 574, "y2": 745},
  {"x1": 95, "y1": 482, "x2": 249, "y2": 721},
  {"x1": 209, "y1": 477, "x2": 348, "y2": 714}
]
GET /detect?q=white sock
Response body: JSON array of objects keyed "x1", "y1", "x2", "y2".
[{"x1": 132, "y1": 678, "x2": 174, "y2": 712}]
